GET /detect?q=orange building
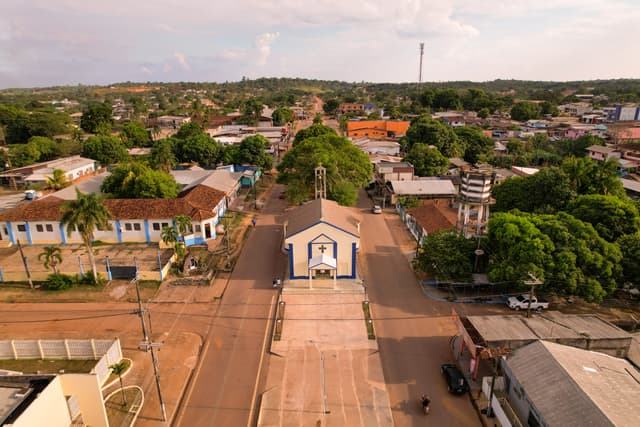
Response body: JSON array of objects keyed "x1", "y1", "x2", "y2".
[{"x1": 346, "y1": 120, "x2": 411, "y2": 139}]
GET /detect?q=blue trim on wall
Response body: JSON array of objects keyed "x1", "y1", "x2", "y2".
[
  {"x1": 350, "y1": 242, "x2": 357, "y2": 278},
  {"x1": 288, "y1": 243, "x2": 295, "y2": 279},
  {"x1": 25, "y1": 222, "x2": 33, "y2": 245},
  {"x1": 307, "y1": 242, "x2": 312, "y2": 261},
  {"x1": 6, "y1": 221, "x2": 15, "y2": 245},
  {"x1": 115, "y1": 220, "x2": 122, "y2": 243},
  {"x1": 59, "y1": 223, "x2": 67, "y2": 244},
  {"x1": 309, "y1": 233, "x2": 336, "y2": 244},
  {"x1": 144, "y1": 220, "x2": 151, "y2": 243},
  {"x1": 333, "y1": 242, "x2": 337, "y2": 259},
  {"x1": 636, "y1": 108, "x2": 640, "y2": 121},
  {"x1": 185, "y1": 236, "x2": 206, "y2": 246}
]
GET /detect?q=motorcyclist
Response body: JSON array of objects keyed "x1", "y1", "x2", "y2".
[{"x1": 420, "y1": 394, "x2": 431, "y2": 414}]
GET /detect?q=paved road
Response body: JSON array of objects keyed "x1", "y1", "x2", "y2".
[
  {"x1": 175, "y1": 186, "x2": 286, "y2": 427},
  {"x1": 358, "y1": 190, "x2": 483, "y2": 427}
]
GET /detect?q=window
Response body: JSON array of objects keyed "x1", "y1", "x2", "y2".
[
  {"x1": 124, "y1": 223, "x2": 132, "y2": 231},
  {"x1": 194, "y1": 224, "x2": 201, "y2": 233},
  {"x1": 46, "y1": 224, "x2": 53, "y2": 232},
  {"x1": 17, "y1": 224, "x2": 26, "y2": 232},
  {"x1": 152, "y1": 223, "x2": 160, "y2": 231},
  {"x1": 3, "y1": 227, "x2": 7, "y2": 235},
  {"x1": 161, "y1": 222, "x2": 169, "y2": 229},
  {"x1": 36, "y1": 224, "x2": 44, "y2": 232},
  {"x1": 133, "y1": 223, "x2": 141, "y2": 231}
]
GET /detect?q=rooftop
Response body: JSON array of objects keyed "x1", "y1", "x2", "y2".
[
  {"x1": 285, "y1": 198, "x2": 361, "y2": 238},
  {"x1": 390, "y1": 179, "x2": 457, "y2": 197}
]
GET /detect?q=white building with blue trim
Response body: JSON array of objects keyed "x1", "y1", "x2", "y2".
[{"x1": 283, "y1": 199, "x2": 361, "y2": 288}]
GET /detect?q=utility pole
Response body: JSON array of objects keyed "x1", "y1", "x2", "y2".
[
  {"x1": 418, "y1": 42, "x2": 425, "y2": 90},
  {"x1": 16, "y1": 239, "x2": 33, "y2": 289},
  {"x1": 133, "y1": 258, "x2": 167, "y2": 422},
  {"x1": 524, "y1": 273, "x2": 543, "y2": 318}
]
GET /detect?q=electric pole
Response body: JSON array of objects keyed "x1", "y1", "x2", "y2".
[
  {"x1": 133, "y1": 258, "x2": 167, "y2": 422},
  {"x1": 16, "y1": 239, "x2": 33, "y2": 289},
  {"x1": 524, "y1": 273, "x2": 543, "y2": 318},
  {"x1": 418, "y1": 42, "x2": 425, "y2": 90}
]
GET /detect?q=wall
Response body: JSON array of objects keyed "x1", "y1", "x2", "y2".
[
  {"x1": 0, "y1": 339, "x2": 121, "y2": 367},
  {"x1": 10, "y1": 376, "x2": 71, "y2": 427},
  {"x1": 59, "y1": 374, "x2": 109, "y2": 427}
]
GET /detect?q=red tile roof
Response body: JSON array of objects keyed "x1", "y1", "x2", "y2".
[{"x1": 407, "y1": 200, "x2": 457, "y2": 235}]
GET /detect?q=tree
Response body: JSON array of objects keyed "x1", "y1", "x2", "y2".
[
  {"x1": 46, "y1": 169, "x2": 69, "y2": 191},
  {"x1": 313, "y1": 113, "x2": 323, "y2": 125},
  {"x1": 492, "y1": 168, "x2": 574, "y2": 213},
  {"x1": 456, "y1": 126, "x2": 495, "y2": 164},
  {"x1": 109, "y1": 361, "x2": 128, "y2": 406},
  {"x1": 38, "y1": 246, "x2": 62, "y2": 275},
  {"x1": 173, "y1": 215, "x2": 192, "y2": 243},
  {"x1": 120, "y1": 122, "x2": 152, "y2": 147},
  {"x1": 477, "y1": 108, "x2": 490, "y2": 119},
  {"x1": 293, "y1": 124, "x2": 336, "y2": 145},
  {"x1": 175, "y1": 121, "x2": 204, "y2": 140},
  {"x1": 277, "y1": 134, "x2": 372, "y2": 206},
  {"x1": 80, "y1": 102, "x2": 112, "y2": 134},
  {"x1": 323, "y1": 99, "x2": 340, "y2": 115},
  {"x1": 510, "y1": 102, "x2": 541, "y2": 121},
  {"x1": 403, "y1": 143, "x2": 449, "y2": 177},
  {"x1": 150, "y1": 139, "x2": 177, "y2": 172},
  {"x1": 567, "y1": 194, "x2": 640, "y2": 242},
  {"x1": 82, "y1": 135, "x2": 129, "y2": 165},
  {"x1": 560, "y1": 157, "x2": 624, "y2": 197},
  {"x1": 102, "y1": 163, "x2": 179, "y2": 198},
  {"x1": 403, "y1": 115, "x2": 463, "y2": 157},
  {"x1": 432, "y1": 89, "x2": 462, "y2": 111},
  {"x1": 60, "y1": 190, "x2": 113, "y2": 284},
  {"x1": 241, "y1": 99, "x2": 264, "y2": 124},
  {"x1": 5, "y1": 111, "x2": 70, "y2": 144},
  {"x1": 617, "y1": 232, "x2": 640, "y2": 285},
  {"x1": 234, "y1": 135, "x2": 273, "y2": 170},
  {"x1": 161, "y1": 226, "x2": 185, "y2": 257},
  {"x1": 414, "y1": 230, "x2": 476, "y2": 281},
  {"x1": 272, "y1": 108, "x2": 294, "y2": 126},
  {"x1": 177, "y1": 134, "x2": 221, "y2": 167}
]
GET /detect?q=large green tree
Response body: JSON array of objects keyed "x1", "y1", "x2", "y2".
[
  {"x1": 5, "y1": 111, "x2": 70, "y2": 144},
  {"x1": 403, "y1": 115, "x2": 463, "y2": 157},
  {"x1": 177, "y1": 133, "x2": 221, "y2": 167},
  {"x1": 277, "y1": 133, "x2": 372, "y2": 206},
  {"x1": 120, "y1": 122, "x2": 152, "y2": 147},
  {"x1": 293, "y1": 124, "x2": 336, "y2": 145},
  {"x1": 567, "y1": 194, "x2": 640, "y2": 242},
  {"x1": 80, "y1": 102, "x2": 112, "y2": 134},
  {"x1": 403, "y1": 143, "x2": 449, "y2": 177},
  {"x1": 149, "y1": 139, "x2": 177, "y2": 172},
  {"x1": 234, "y1": 135, "x2": 273, "y2": 170},
  {"x1": 60, "y1": 190, "x2": 113, "y2": 283},
  {"x1": 560, "y1": 157, "x2": 624, "y2": 197},
  {"x1": 272, "y1": 108, "x2": 294, "y2": 126},
  {"x1": 82, "y1": 135, "x2": 129, "y2": 166},
  {"x1": 102, "y1": 162, "x2": 179, "y2": 198},
  {"x1": 617, "y1": 232, "x2": 640, "y2": 286},
  {"x1": 456, "y1": 126, "x2": 495, "y2": 164},
  {"x1": 493, "y1": 168, "x2": 575, "y2": 213},
  {"x1": 510, "y1": 102, "x2": 542, "y2": 121},
  {"x1": 414, "y1": 230, "x2": 476, "y2": 281}
]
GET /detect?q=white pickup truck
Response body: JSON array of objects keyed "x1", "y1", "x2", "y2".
[{"x1": 507, "y1": 294, "x2": 549, "y2": 311}]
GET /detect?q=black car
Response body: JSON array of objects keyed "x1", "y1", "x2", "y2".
[{"x1": 441, "y1": 364, "x2": 469, "y2": 394}]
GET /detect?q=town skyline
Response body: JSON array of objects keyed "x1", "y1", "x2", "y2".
[{"x1": 2, "y1": 0, "x2": 640, "y2": 89}]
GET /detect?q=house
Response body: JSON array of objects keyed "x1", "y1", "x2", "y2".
[
  {"x1": 173, "y1": 169, "x2": 242, "y2": 204},
  {"x1": 339, "y1": 103, "x2": 364, "y2": 114},
  {"x1": 346, "y1": 120, "x2": 410, "y2": 139},
  {"x1": 283, "y1": 199, "x2": 361, "y2": 287},
  {"x1": 501, "y1": 340, "x2": 640, "y2": 427},
  {"x1": 150, "y1": 115, "x2": 191, "y2": 129},
  {"x1": 432, "y1": 111, "x2": 465, "y2": 127},
  {"x1": 375, "y1": 161, "x2": 414, "y2": 183},
  {"x1": 0, "y1": 156, "x2": 96, "y2": 188},
  {"x1": 389, "y1": 179, "x2": 457, "y2": 205},
  {"x1": 352, "y1": 138, "x2": 401, "y2": 156},
  {"x1": 401, "y1": 200, "x2": 457, "y2": 243},
  {"x1": 0, "y1": 183, "x2": 227, "y2": 247},
  {"x1": 621, "y1": 178, "x2": 640, "y2": 199},
  {"x1": 559, "y1": 102, "x2": 593, "y2": 116}
]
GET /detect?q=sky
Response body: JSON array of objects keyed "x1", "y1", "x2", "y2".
[{"x1": 1, "y1": 0, "x2": 639, "y2": 88}]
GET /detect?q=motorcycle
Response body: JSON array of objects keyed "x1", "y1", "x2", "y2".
[{"x1": 420, "y1": 395, "x2": 431, "y2": 415}]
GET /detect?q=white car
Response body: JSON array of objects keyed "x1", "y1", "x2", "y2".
[{"x1": 372, "y1": 205, "x2": 382, "y2": 214}]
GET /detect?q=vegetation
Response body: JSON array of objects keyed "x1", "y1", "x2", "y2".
[
  {"x1": 102, "y1": 162, "x2": 179, "y2": 198},
  {"x1": 109, "y1": 361, "x2": 129, "y2": 406},
  {"x1": 82, "y1": 135, "x2": 129, "y2": 166},
  {"x1": 38, "y1": 246, "x2": 62, "y2": 275},
  {"x1": 80, "y1": 102, "x2": 112, "y2": 134},
  {"x1": 403, "y1": 144, "x2": 449, "y2": 176},
  {"x1": 414, "y1": 230, "x2": 477, "y2": 281}
]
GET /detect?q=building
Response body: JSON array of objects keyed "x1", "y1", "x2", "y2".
[
  {"x1": 455, "y1": 170, "x2": 496, "y2": 238},
  {"x1": 559, "y1": 102, "x2": 593, "y2": 116},
  {"x1": 346, "y1": 120, "x2": 410, "y2": 139},
  {"x1": 0, "y1": 156, "x2": 96, "y2": 188},
  {"x1": 389, "y1": 179, "x2": 457, "y2": 205},
  {"x1": 401, "y1": 200, "x2": 457, "y2": 243},
  {"x1": 375, "y1": 161, "x2": 414, "y2": 183},
  {"x1": 283, "y1": 199, "x2": 361, "y2": 287},
  {"x1": 613, "y1": 104, "x2": 640, "y2": 121},
  {"x1": 150, "y1": 115, "x2": 191, "y2": 129},
  {"x1": 0, "y1": 183, "x2": 227, "y2": 247},
  {"x1": 352, "y1": 138, "x2": 401, "y2": 156},
  {"x1": 339, "y1": 103, "x2": 364, "y2": 114},
  {"x1": 432, "y1": 111, "x2": 465, "y2": 127},
  {"x1": 501, "y1": 340, "x2": 640, "y2": 427}
]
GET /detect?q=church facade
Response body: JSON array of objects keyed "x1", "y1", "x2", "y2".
[{"x1": 283, "y1": 199, "x2": 360, "y2": 286}]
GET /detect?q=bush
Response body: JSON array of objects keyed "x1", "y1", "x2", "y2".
[
  {"x1": 80, "y1": 270, "x2": 105, "y2": 286},
  {"x1": 46, "y1": 274, "x2": 77, "y2": 291}
]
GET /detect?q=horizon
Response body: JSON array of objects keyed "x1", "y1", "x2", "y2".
[{"x1": 2, "y1": 1, "x2": 640, "y2": 89}]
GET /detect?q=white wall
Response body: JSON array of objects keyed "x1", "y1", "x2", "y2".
[
  {"x1": 10, "y1": 376, "x2": 71, "y2": 427},
  {"x1": 59, "y1": 374, "x2": 109, "y2": 427}
]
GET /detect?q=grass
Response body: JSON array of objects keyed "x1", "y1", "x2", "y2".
[
  {"x1": 0, "y1": 359, "x2": 96, "y2": 374},
  {"x1": 362, "y1": 301, "x2": 376, "y2": 340},
  {"x1": 105, "y1": 387, "x2": 143, "y2": 427},
  {"x1": 274, "y1": 301, "x2": 286, "y2": 341}
]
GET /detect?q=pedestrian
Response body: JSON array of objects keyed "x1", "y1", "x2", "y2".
[
  {"x1": 272, "y1": 278, "x2": 278, "y2": 288},
  {"x1": 251, "y1": 217, "x2": 257, "y2": 227},
  {"x1": 276, "y1": 277, "x2": 281, "y2": 287}
]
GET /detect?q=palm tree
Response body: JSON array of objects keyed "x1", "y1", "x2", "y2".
[
  {"x1": 60, "y1": 189, "x2": 113, "y2": 284},
  {"x1": 173, "y1": 215, "x2": 192, "y2": 243},
  {"x1": 109, "y1": 361, "x2": 128, "y2": 406},
  {"x1": 46, "y1": 169, "x2": 69, "y2": 191},
  {"x1": 38, "y1": 246, "x2": 62, "y2": 275},
  {"x1": 161, "y1": 225, "x2": 184, "y2": 258}
]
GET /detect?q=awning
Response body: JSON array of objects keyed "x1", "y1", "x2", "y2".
[{"x1": 308, "y1": 253, "x2": 337, "y2": 270}]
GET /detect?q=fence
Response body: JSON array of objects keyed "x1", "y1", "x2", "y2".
[{"x1": 0, "y1": 338, "x2": 122, "y2": 385}]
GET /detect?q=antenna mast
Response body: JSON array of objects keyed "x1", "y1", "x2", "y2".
[{"x1": 418, "y1": 42, "x2": 425, "y2": 90}]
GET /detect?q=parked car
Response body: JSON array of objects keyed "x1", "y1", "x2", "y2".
[
  {"x1": 441, "y1": 364, "x2": 468, "y2": 394},
  {"x1": 507, "y1": 294, "x2": 549, "y2": 311},
  {"x1": 372, "y1": 205, "x2": 382, "y2": 214}
]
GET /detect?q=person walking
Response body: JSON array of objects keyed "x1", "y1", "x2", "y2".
[{"x1": 251, "y1": 217, "x2": 257, "y2": 227}]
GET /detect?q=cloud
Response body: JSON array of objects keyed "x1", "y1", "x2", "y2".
[
  {"x1": 174, "y1": 52, "x2": 191, "y2": 71},
  {"x1": 255, "y1": 32, "x2": 279, "y2": 65}
]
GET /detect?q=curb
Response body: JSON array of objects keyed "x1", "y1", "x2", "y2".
[{"x1": 104, "y1": 385, "x2": 145, "y2": 427}]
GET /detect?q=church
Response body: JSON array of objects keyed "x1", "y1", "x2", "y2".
[{"x1": 283, "y1": 198, "x2": 361, "y2": 287}]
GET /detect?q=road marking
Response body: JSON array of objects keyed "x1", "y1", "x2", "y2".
[{"x1": 247, "y1": 294, "x2": 276, "y2": 427}]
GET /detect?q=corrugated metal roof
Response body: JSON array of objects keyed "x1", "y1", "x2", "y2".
[{"x1": 390, "y1": 180, "x2": 456, "y2": 196}]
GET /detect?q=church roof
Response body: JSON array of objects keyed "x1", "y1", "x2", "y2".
[{"x1": 285, "y1": 198, "x2": 360, "y2": 238}]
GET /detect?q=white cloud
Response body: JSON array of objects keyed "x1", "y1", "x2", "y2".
[
  {"x1": 174, "y1": 52, "x2": 191, "y2": 71},
  {"x1": 255, "y1": 32, "x2": 279, "y2": 65}
]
